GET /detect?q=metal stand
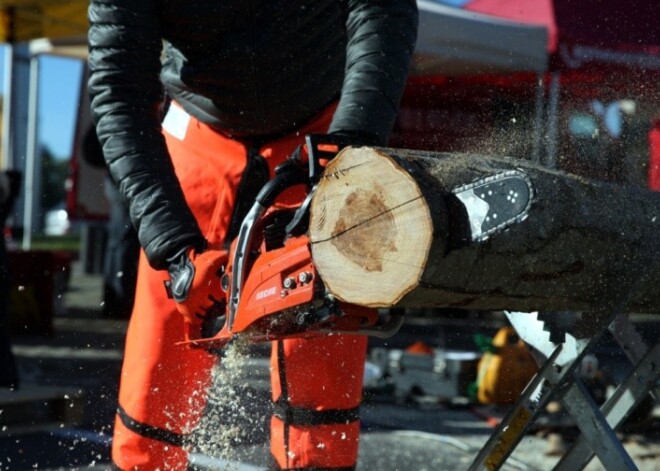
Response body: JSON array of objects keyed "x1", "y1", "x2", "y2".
[{"x1": 468, "y1": 310, "x2": 660, "y2": 471}]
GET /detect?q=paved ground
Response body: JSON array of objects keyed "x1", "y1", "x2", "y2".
[{"x1": 1, "y1": 261, "x2": 659, "y2": 470}]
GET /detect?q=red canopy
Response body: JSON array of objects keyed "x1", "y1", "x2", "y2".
[
  {"x1": 415, "y1": 0, "x2": 660, "y2": 76},
  {"x1": 465, "y1": 0, "x2": 558, "y2": 52}
]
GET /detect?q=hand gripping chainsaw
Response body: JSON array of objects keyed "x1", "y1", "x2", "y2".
[{"x1": 183, "y1": 135, "x2": 534, "y2": 350}]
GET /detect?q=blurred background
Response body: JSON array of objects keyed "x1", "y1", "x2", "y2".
[{"x1": 0, "y1": 0, "x2": 659, "y2": 469}]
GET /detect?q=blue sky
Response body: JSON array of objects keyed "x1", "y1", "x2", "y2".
[{"x1": 0, "y1": 45, "x2": 84, "y2": 160}]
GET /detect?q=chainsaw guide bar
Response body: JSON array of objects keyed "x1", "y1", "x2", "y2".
[{"x1": 452, "y1": 170, "x2": 533, "y2": 242}]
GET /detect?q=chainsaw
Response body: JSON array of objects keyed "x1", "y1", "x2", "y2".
[
  {"x1": 183, "y1": 135, "x2": 534, "y2": 350},
  {"x1": 182, "y1": 135, "x2": 405, "y2": 350}
]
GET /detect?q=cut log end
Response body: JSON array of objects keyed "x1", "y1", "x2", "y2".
[{"x1": 309, "y1": 147, "x2": 433, "y2": 307}]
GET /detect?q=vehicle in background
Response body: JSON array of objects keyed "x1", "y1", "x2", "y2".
[{"x1": 43, "y1": 202, "x2": 75, "y2": 236}]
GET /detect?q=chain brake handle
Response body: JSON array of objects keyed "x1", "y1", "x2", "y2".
[
  {"x1": 281, "y1": 134, "x2": 355, "y2": 237},
  {"x1": 305, "y1": 134, "x2": 355, "y2": 182}
]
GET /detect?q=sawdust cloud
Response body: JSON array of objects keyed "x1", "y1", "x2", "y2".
[{"x1": 185, "y1": 337, "x2": 267, "y2": 469}]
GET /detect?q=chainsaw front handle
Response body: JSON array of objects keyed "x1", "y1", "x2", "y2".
[
  {"x1": 228, "y1": 163, "x2": 308, "y2": 331},
  {"x1": 227, "y1": 134, "x2": 359, "y2": 334}
]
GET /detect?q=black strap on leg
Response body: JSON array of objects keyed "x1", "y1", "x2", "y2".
[
  {"x1": 273, "y1": 341, "x2": 360, "y2": 471},
  {"x1": 276, "y1": 339, "x2": 292, "y2": 469},
  {"x1": 116, "y1": 404, "x2": 185, "y2": 447},
  {"x1": 272, "y1": 400, "x2": 360, "y2": 426}
]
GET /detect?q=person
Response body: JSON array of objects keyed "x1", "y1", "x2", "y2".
[
  {"x1": 87, "y1": 1, "x2": 418, "y2": 469},
  {"x1": 81, "y1": 125, "x2": 139, "y2": 319},
  {"x1": 0, "y1": 170, "x2": 21, "y2": 390}
]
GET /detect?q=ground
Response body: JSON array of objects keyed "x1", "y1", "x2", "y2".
[{"x1": 1, "y1": 261, "x2": 659, "y2": 470}]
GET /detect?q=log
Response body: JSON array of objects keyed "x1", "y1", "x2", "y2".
[{"x1": 308, "y1": 147, "x2": 660, "y2": 314}]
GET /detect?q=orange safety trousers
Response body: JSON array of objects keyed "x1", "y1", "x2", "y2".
[{"x1": 111, "y1": 102, "x2": 367, "y2": 470}]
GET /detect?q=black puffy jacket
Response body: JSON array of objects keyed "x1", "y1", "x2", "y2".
[{"x1": 88, "y1": 0, "x2": 418, "y2": 269}]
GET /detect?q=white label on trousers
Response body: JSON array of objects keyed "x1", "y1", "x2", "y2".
[{"x1": 162, "y1": 103, "x2": 191, "y2": 140}]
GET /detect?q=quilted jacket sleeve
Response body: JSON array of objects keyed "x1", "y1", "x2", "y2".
[
  {"x1": 88, "y1": 0, "x2": 205, "y2": 270},
  {"x1": 328, "y1": 0, "x2": 418, "y2": 145}
]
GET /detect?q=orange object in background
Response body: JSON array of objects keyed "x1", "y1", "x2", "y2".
[
  {"x1": 476, "y1": 327, "x2": 538, "y2": 405},
  {"x1": 405, "y1": 340, "x2": 435, "y2": 355}
]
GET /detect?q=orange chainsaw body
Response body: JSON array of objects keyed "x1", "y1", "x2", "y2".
[
  {"x1": 183, "y1": 224, "x2": 378, "y2": 349},
  {"x1": 181, "y1": 135, "x2": 397, "y2": 350},
  {"x1": 230, "y1": 233, "x2": 316, "y2": 333}
]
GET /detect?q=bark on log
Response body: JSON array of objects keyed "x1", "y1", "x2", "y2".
[{"x1": 308, "y1": 147, "x2": 660, "y2": 314}]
